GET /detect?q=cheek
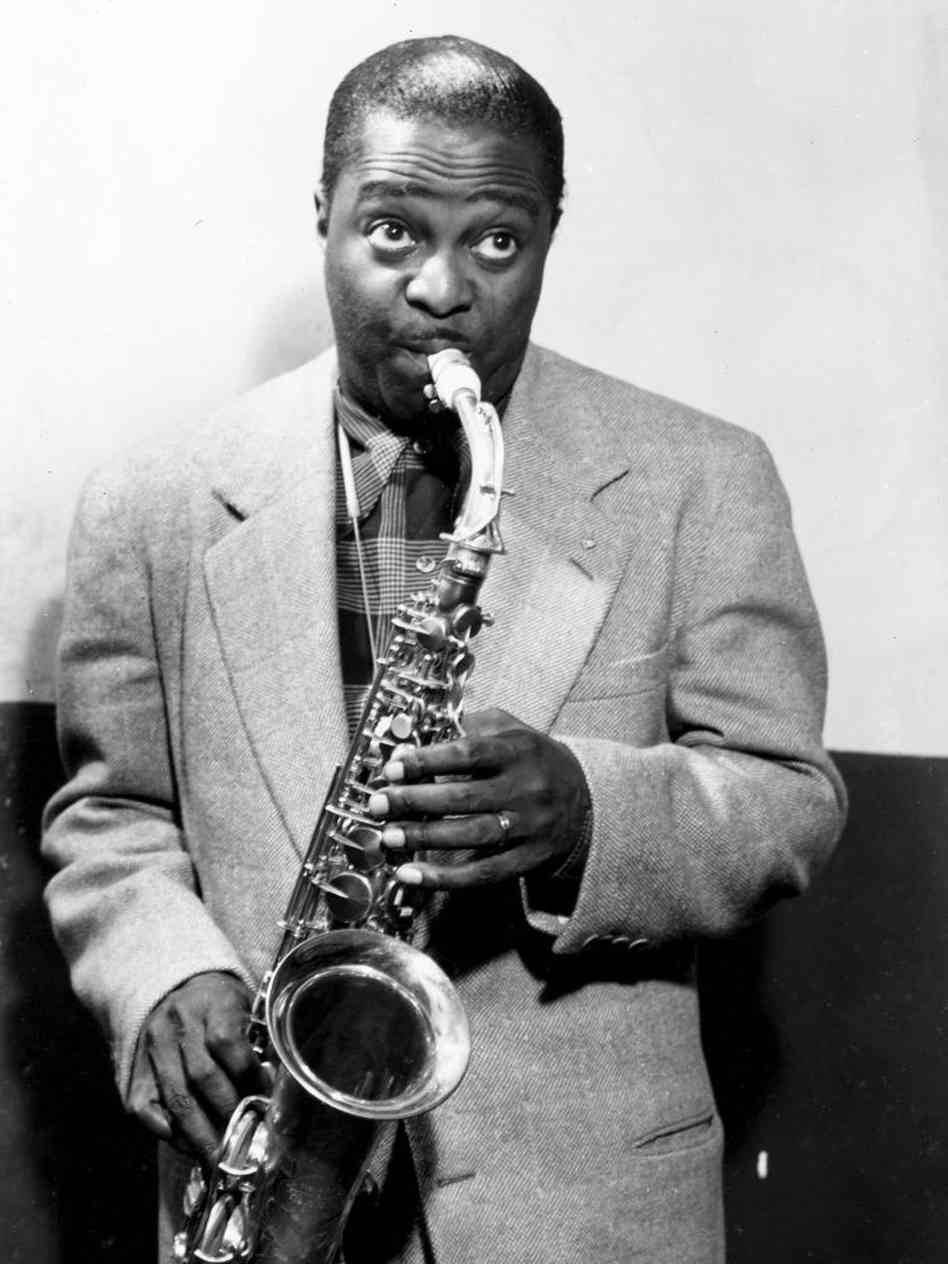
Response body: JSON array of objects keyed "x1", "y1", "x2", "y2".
[
  {"x1": 486, "y1": 271, "x2": 544, "y2": 342},
  {"x1": 325, "y1": 247, "x2": 399, "y2": 334}
]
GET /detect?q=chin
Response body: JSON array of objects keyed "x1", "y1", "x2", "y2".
[
  {"x1": 377, "y1": 354, "x2": 438, "y2": 419},
  {"x1": 373, "y1": 380, "x2": 430, "y2": 430}
]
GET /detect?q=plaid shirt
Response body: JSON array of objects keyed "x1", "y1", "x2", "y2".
[{"x1": 334, "y1": 386, "x2": 468, "y2": 733}]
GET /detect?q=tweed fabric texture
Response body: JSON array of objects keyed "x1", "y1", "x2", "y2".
[{"x1": 42, "y1": 344, "x2": 846, "y2": 1263}]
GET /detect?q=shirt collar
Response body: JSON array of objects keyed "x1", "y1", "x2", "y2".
[
  {"x1": 333, "y1": 382, "x2": 484, "y2": 526},
  {"x1": 334, "y1": 385, "x2": 410, "y2": 484}
]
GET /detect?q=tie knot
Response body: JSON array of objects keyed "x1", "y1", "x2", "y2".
[{"x1": 334, "y1": 385, "x2": 466, "y2": 527}]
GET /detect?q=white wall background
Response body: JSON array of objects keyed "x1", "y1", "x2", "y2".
[{"x1": 3, "y1": 0, "x2": 946, "y2": 755}]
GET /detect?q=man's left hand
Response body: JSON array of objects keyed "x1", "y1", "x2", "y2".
[{"x1": 368, "y1": 708, "x2": 590, "y2": 889}]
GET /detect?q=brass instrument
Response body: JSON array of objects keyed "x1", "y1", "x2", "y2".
[{"x1": 173, "y1": 349, "x2": 505, "y2": 1263}]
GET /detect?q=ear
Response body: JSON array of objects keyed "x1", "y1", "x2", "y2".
[{"x1": 314, "y1": 186, "x2": 330, "y2": 241}]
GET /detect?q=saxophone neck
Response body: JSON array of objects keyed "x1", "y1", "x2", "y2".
[{"x1": 427, "y1": 349, "x2": 506, "y2": 554}]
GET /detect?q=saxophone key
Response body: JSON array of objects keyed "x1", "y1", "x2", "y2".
[
  {"x1": 385, "y1": 878, "x2": 425, "y2": 921},
  {"x1": 324, "y1": 804, "x2": 388, "y2": 829},
  {"x1": 342, "y1": 779, "x2": 373, "y2": 800},
  {"x1": 323, "y1": 870, "x2": 374, "y2": 925},
  {"x1": 191, "y1": 1194, "x2": 240, "y2": 1263},
  {"x1": 356, "y1": 748, "x2": 385, "y2": 771},
  {"x1": 450, "y1": 605, "x2": 483, "y2": 638},
  {"x1": 415, "y1": 614, "x2": 449, "y2": 651},
  {"x1": 182, "y1": 1167, "x2": 207, "y2": 1216},
  {"x1": 395, "y1": 670, "x2": 448, "y2": 693},
  {"x1": 378, "y1": 679, "x2": 416, "y2": 706},
  {"x1": 449, "y1": 648, "x2": 474, "y2": 678},
  {"x1": 390, "y1": 712, "x2": 415, "y2": 741},
  {"x1": 343, "y1": 825, "x2": 385, "y2": 870},
  {"x1": 219, "y1": 1102, "x2": 270, "y2": 1179},
  {"x1": 220, "y1": 1204, "x2": 249, "y2": 1259},
  {"x1": 277, "y1": 917, "x2": 315, "y2": 943}
]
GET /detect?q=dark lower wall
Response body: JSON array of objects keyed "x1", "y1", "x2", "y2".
[
  {"x1": 0, "y1": 703, "x2": 155, "y2": 1262},
  {"x1": 702, "y1": 750, "x2": 948, "y2": 1263},
  {"x1": 2, "y1": 702, "x2": 945, "y2": 1262}
]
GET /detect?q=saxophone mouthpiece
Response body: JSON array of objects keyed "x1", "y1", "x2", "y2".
[{"x1": 427, "y1": 349, "x2": 482, "y2": 412}]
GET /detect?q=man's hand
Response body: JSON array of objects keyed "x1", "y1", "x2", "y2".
[
  {"x1": 369, "y1": 708, "x2": 591, "y2": 889},
  {"x1": 128, "y1": 971, "x2": 266, "y2": 1160}
]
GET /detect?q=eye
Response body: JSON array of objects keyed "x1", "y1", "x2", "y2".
[
  {"x1": 366, "y1": 220, "x2": 416, "y2": 256},
  {"x1": 471, "y1": 231, "x2": 520, "y2": 264}
]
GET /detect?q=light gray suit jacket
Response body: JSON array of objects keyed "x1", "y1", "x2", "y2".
[{"x1": 43, "y1": 343, "x2": 846, "y2": 1263}]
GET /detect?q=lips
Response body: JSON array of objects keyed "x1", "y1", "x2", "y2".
[{"x1": 396, "y1": 330, "x2": 471, "y2": 356}]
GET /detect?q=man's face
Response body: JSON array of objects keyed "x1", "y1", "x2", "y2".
[{"x1": 319, "y1": 111, "x2": 555, "y2": 426}]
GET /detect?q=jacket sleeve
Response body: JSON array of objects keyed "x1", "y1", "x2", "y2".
[
  {"x1": 41, "y1": 463, "x2": 254, "y2": 1101},
  {"x1": 549, "y1": 432, "x2": 847, "y2": 953}
]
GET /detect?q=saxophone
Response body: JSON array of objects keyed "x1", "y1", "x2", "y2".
[{"x1": 173, "y1": 349, "x2": 505, "y2": 1263}]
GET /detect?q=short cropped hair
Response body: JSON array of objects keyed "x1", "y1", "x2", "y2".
[{"x1": 322, "y1": 35, "x2": 565, "y2": 229}]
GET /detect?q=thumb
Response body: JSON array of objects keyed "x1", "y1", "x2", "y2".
[{"x1": 129, "y1": 1045, "x2": 173, "y2": 1141}]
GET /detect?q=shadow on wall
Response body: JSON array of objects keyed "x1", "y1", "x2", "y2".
[{"x1": 250, "y1": 276, "x2": 334, "y2": 387}]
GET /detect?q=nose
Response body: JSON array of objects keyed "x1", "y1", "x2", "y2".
[{"x1": 404, "y1": 249, "x2": 473, "y2": 317}]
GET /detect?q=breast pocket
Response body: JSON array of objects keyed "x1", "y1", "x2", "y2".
[
  {"x1": 568, "y1": 643, "x2": 670, "y2": 701},
  {"x1": 556, "y1": 644, "x2": 670, "y2": 745}
]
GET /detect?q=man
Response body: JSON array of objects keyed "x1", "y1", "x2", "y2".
[{"x1": 42, "y1": 34, "x2": 846, "y2": 1264}]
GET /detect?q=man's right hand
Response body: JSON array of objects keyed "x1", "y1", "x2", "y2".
[{"x1": 128, "y1": 971, "x2": 267, "y2": 1160}]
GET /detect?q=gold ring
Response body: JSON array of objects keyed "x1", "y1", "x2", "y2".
[{"x1": 496, "y1": 811, "x2": 512, "y2": 839}]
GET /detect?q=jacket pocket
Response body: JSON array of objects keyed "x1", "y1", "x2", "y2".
[
  {"x1": 568, "y1": 642, "x2": 670, "y2": 702},
  {"x1": 632, "y1": 1108, "x2": 717, "y2": 1157}
]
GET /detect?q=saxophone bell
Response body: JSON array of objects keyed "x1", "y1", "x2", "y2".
[{"x1": 266, "y1": 929, "x2": 469, "y2": 1119}]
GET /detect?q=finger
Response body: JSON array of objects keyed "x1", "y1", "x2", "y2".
[
  {"x1": 128, "y1": 1059, "x2": 173, "y2": 1141},
  {"x1": 134, "y1": 1099, "x2": 174, "y2": 1140},
  {"x1": 369, "y1": 777, "x2": 500, "y2": 820},
  {"x1": 395, "y1": 839, "x2": 552, "y2": 890},
  {"x1": 383, "y1": 731, "x2": 512, "y2": 784},
  {"x1": 204, "y1": 1010, "x2": 267, "y2": 1098},
  {"x1": 382, "y1": 810, "x2": 519, "y2": 852},
  {"x1": 180, "y1": 1036, "x2": 243, "y2": 1127},
  {"x1": 148, "y1": 1039, "x2": 221, "y2": 1160}
]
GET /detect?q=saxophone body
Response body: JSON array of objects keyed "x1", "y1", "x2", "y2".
[{"x1": 173, "y1": 350, "x2": 505, "y2": 1264}]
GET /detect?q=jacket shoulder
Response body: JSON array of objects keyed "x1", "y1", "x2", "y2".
[{"x1": 524, "y1": 343, "x2": 766, "y2": 468}]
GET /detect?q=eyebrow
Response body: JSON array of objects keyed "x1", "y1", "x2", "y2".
[{"x1": 355, "y1": 179, "x2": 542, "y2": 216}]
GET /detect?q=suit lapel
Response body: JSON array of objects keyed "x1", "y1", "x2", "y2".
[
  {"x1": 464, "y1": 345, "x2": 630, "y2": 731},
  {"x1": 203, "y1": 353, "x2": 348, "y2": 858}
]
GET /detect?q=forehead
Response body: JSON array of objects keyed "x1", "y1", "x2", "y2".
[{"x1": 336, "y1": 111, "x2": 549, "y2": 211}]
